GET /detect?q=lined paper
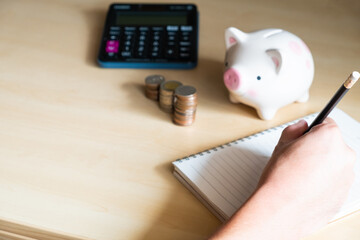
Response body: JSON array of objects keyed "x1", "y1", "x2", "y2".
[{"x1": 173, "y1": 108, "x2": 360, "y2": 221}]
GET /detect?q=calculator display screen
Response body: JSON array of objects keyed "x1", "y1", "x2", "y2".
[{"x1": 115, "y1": 12, "x2": 187, "y2": 26}]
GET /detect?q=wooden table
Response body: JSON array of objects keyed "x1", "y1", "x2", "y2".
[{"x1": 0, "y1": 0, "x2": 359, "y2": 239}]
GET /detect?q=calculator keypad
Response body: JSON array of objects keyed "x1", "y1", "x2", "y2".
[{"x1": 104, "y1": 25, "x2": 195, "y2": 62}]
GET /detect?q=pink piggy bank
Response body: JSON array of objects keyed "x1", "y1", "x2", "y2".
[{"x1": 224, "y1": 27, "x2": 314, "y2": 120}]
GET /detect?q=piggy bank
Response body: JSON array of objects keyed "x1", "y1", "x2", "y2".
[{"x1": 223, "y1": 27, "x2": 314, "y2": 120}]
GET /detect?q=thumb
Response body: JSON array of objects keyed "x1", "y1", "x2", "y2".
[{"x1": 279, "y1": 120, "x2": 308, "y2": 144}]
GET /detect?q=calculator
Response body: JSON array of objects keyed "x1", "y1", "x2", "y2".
[{"x1": 97, "y1": 3, "x2": 199, "y2": 69}]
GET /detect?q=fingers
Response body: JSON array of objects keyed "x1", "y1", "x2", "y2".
[
  {"x1": 307, "y1": 117, "x2": 340, "y2": 137},
  {"x1": 307, "y1": 117, "x2": 356, "y2": 165},
  {"x1": 308, "y1": 117, "x2": 337, "y2": 132},
  {"x1": 322, "y1": 117, "x2": 336, "y2": 124},
  {"x1": 279, "y1": 120, "x2": 308, "y2": 144}
]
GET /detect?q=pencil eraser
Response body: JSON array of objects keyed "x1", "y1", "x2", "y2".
[{"x1": 351, "y1": 71, "x2": 360, "y2": 81}]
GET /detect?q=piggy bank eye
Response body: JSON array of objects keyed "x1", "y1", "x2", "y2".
[{"x1": 257, "y1": 76, "x2": 261, "y2": 80}]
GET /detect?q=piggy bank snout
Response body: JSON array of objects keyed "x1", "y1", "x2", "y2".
[{"x1": 224, "y1": 68, "x2": 241, "y2": 91}]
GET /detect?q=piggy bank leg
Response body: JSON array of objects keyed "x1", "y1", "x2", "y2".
[
  {"x1": 229, "y1": 93, "x2": 238, "y2": 103},
  {"x1": 257, "y1": 108, "x2": 277, "y2": 120},
  {"x1": 296, "y1": 91, "x2": 309, "y2": 103}
]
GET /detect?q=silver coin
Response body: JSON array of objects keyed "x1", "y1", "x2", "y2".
[
  {"x1": 145, "y1": 75, "x2": 165, "y2": 85},
  {"x1": 175, "y1": 85, "x2": 197, "y2": 97}
]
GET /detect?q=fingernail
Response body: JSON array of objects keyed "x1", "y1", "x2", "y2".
[{"x1": 297, "y1": 119, "x2": 306, "y2": 125}]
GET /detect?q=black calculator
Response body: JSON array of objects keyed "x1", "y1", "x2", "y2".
[{"x1": 97, "y1": 3, "x2": 199, "y2": 69}]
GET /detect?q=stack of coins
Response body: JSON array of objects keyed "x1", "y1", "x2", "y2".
[
  {"x1": 173, "y1": 85, "x2": 198, "y2": 126},
  {"x1": 159, "y1": 80, "x2": 183, "y2": 113},
  {"x1": 145, "y1": 75, "x2": 165, "y2": 100}
]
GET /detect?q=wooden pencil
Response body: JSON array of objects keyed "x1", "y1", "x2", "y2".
[{"x1": 304, "y1": 71, "x2": 360, "y2": 134}]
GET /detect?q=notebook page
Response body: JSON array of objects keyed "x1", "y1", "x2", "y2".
[
  {"x1": 173, "y1": 108, "x2": 360, "y2": 221},
  {"x1": 174, "y1": 114, "x2": 314, "y2": 219}
]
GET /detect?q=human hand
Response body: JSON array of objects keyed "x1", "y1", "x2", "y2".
[{"x1": 209, "y1": 118, "x2": 356, "y2": 240}]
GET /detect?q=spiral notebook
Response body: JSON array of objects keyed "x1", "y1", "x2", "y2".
[{"x1": 172, "y1": 108, "x2": 360, "y2": 222}]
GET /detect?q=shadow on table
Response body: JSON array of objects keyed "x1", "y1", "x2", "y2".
[
  {"x1": 83, "y1": 9, "x2": 107, "y2": 67},
  {"x1": 140, "y1": 162, "x2": 222, "y2": 240},
  {"x1": 178, "y1": 58, "x2": 259, "y2": 119},
  {"x1": 121, "y1": 80, "x2": 173, "y2": 123},
  {"x1": 119, "y1": 57, "x2": 258, "y2": 124}
]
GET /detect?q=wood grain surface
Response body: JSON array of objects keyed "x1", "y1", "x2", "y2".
[{"x1": 0, "y1": 0, "x2": 359, "y2": 239}]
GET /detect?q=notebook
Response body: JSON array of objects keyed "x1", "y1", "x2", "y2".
[{"x1": 172, "y1": 108, "x2": 360, "y2": 222}]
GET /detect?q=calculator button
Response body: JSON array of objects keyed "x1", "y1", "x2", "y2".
[
  {"x1": 106, "y1": 45, "x2": 118, "y2": 53},
  {"x1": 180, "y1": 47, "x2": 190, "y2": 52},
  {"x1": 137, "y1": 47, "x2": 147, "y2": 52},
  {"x1": 180, "y1": 41, "x2": 191, "y2": 46},
  {"x1": 181, "y1": 31, "x2": 191, "y2": 36},
  {"x1": 150, "y1": 44, "x2": 162, "y2": 57},
  {"x1": 180, "y1": 53, "x2": 190, "y2": 58},
  {"x1": 153, "y1": 31, "x2": 162, "y2": 36},
  {"x1": 168, "y1": 36, "x2": 175, "y2": 41},
  {"x1": 152, "y1": 27, "x2": 165, "y2": 31},
  {"x1": 124, "y1": 31, "x2": 135, "y2": 36},
  {"x1": 107, "y1": 40, "x2": 119, "y2": 46},
  {"x1": 180, "y1": 26, "x2": 193, "y2": 32},
  {"x1": 124, "y1": 26, "x2": 136, "y2": 31},
  {"x1": 139, "y1": 26, "x2": 149, "y2": 31},
  {"x1": 121, "y1": 51, "x2": 132, "y2": 57},
  {"x1": 137, "y1": 51, "x2": 146, "y2": 57},
  {"x1": 167, "y1": 25, "x2": 179, "y2": 31},
  {"x1": 106, "y1": 40, "x2": 119, "y2": 53},
  {"x1": 151, "y1": 52, "x2": 159, "y2": 57},
  {"x1": 108, "y1": 30, "x2": 121, "y2": 40},
  {"x1": 110, "y1": 26, "x2": 121, "y2": 31},
  {"x1": 109, "y1": 31, "x2": 120, "y2": 35},
  {"x1": 165, "y1": 47, "x2": 177, "y2": 59},
  {"x1": 136, "y1": 49, "x2": 148, "y2": 57},
  {"x1": 124, "y1": 40, "x2": 132, "y2": 46},
  {"x1": 107, "y1": 52, "x2": 116, "y2": 57},
  {"x1": 123, "y1": 45, "x2": 131, "y2": 51},
  {"x1": 125, "y1": 35, "x2": 133, "y2": 41},
  {"x1": 181, "y1": 35, "x2": 190, "y2": 41}
]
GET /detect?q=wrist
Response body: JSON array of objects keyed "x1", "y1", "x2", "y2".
[{"x1": 211, "y1": 184, "x2": 302, "y2": 240}]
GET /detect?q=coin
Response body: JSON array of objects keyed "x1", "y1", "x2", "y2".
[
  {"x1": 174, "y1": 85, "x2": 197, "y2": 97},
  {"x1": 145, "y1": 75, "x2": 165, "y2": 87},
  {"x1": 159, "y1": 80, "x2": 183, "y2": 113},
  {"x1": 145, "y1": 75, "x2": 165, "y2": 100},
  {"x1": 173, "y1": 85, "x2": 198, "y2": 126},
  {"x1": 161, "y1": 80, "x2": 183, "y2": 92}
]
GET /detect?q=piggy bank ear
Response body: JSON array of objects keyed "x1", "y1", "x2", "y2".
[
  {"x1": 266, "y1": 49, "x2": 282, "y2": 74},
  {"x1": 225, "y1": 27, "x2": 247, "y2": 49}
]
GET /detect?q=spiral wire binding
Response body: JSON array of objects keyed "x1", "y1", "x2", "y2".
[{"x1": 175, "y1": 113, "x2": 316, "y2": 163}]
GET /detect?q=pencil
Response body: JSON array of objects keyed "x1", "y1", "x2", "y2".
[{"x1": 304, "y1": 71, "x2": 360, "y2": 134}]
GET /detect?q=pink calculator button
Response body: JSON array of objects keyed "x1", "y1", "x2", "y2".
[{"x1": 106, "y1": 40, "x2": 119, "y2": 53}]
